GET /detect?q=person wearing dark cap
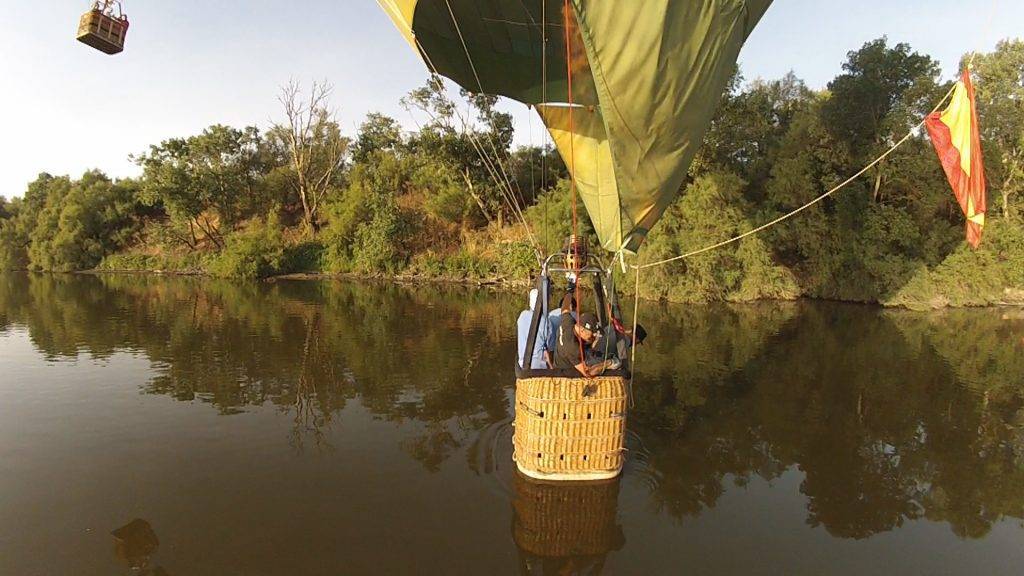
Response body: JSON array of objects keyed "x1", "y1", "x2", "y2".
[{"x1": 552, "y1": 294, "x2": 620, "y2": 377}]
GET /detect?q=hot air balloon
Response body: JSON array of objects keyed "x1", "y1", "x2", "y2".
[
  {"x1": 379, "y1": 0, "x2": 774, "y2": 483},
  {"x1": 379, "y1": 0, "x2": 773, "y2": 253}
]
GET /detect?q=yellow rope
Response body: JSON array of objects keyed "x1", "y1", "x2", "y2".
[
  {"x1": 625, "y1": 69, "x2": 968, "y2": 393},
  {"x1": 637, "y1": 80, "x2": 959, "y2": 271}
]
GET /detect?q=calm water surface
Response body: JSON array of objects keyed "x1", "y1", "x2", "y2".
[{"x1": 1, "y1": 272, "x2": 1023, "y2": 575}]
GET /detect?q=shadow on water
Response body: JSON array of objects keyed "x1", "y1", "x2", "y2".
[
  {"x1": 111, "y1": 519, "x2": 168, "y2": 576},
  {"x1": 2, "y1": 272, "x2": 1024, "y2": 563}
]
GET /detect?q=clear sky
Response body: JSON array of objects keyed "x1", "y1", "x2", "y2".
[{"x1": 0, "y1": 0, "x2": 1019, "y2": 198}]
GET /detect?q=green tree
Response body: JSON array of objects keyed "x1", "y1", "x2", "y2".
[
  {"x1": 322, "y1": 150, "x2": 413, "y2": 273},
  {"x1": 12, "y1": 171, "x2": 143, "y2": 272},
  {"x1": 823, "y1": 38, "x2": 943, "y2": 202},
  {"x1": 692, "y1": 69, "x2": 813, "y2": 194},
  {"x1": 352, "y1": 112, "x2": 403, "y2": 164},
  {"x1": 0, "y1": 196, "x2": 12, "y2": 220},
  {"x1": 268, "y1": 80, "x2": 350, "y2": 235},
  {"x1": 135, "y1": 125, "x2": 265, "y2": 249},
  {"x1": 403, "y1": 78, "x2": 523, "y2": 228},
  {"x1": 969, "y1": 40, "x2": 1024, "y2": 219}
]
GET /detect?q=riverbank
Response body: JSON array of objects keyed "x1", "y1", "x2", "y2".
[{"x1": 46, "y1": 261, "x2": 1024, "y2": 312}]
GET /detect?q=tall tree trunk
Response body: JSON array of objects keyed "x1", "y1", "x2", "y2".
[
  {"x1": 463, "y1": 169, "x2": 492, "y2": 225},
  {"x1": 873, "y1": 167, "x2": 883, "y2": 203},
  {"x1": 300, "y1": 191, "x2": 314, "y2": 236},
  {"x1": 1002, "y1": 174, "x2": 1014, "y2": 220}
]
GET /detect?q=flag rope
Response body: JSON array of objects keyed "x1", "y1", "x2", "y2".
[{"x1": 634, "y1": 80, "x2": 960, "y2": 271}]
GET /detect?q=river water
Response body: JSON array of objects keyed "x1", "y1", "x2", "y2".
[{"x1": 1, "y1": 272, "x2": 1023, "y2": 575}]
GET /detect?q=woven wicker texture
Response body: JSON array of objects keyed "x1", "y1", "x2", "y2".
[
  {"x1": 512, "y1": 473, "x2": 623, "y2": 558},
  {"x1": 513, "y1": 376, "x2": 627, "y2": 479}
]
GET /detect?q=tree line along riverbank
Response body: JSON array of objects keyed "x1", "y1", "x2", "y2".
[{"x1": 1, "y1": 38, "x2": 1022, "y2": 310}]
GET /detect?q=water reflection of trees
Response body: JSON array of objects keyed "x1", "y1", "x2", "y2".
[
  {"x1": 634, "y1": 303, "x2": 1024, "y2": 539},
  {"x1": 0, "y1": 273, "x2": 518, "y2": 464},
  {"x1": 3, "y1": 274, "x2": 1023, "y2": 539}
]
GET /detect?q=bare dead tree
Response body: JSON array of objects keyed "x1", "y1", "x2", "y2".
[{"x1": 276, "y1": 80, "x2": 348, "y2": 235}]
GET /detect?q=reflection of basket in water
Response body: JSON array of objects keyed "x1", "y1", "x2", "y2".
[
  {"x1": 512, "y1": 472, "x2": 624, "y2": 559},
  {"x1": 513, "y1": 376, "x2": 628, "y2": 481}
]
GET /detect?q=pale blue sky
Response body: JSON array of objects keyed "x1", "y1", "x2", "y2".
[{"x1": 0, "y1": 1, "x2": 1019, "y2": 197}]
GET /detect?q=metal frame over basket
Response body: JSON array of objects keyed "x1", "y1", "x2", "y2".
[{"x1": 512, "y1": 251, "x2": 631, "y2": 481}]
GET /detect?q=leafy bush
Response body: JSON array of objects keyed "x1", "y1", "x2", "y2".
[
  {"x1": 281, "y1": 241, "x2": 325, "y2": 274},
  {"x1": 523, "y1": 179, "x2": 597, "y2": 256},
  {"x1": 208, "y1": 218, "x2": 286, "y2": 279},
  {"x1": 98, "y1": 250, "x2": 206, "y2": 273},
  {"x1": 640, "y1": 173, "x2": 800, "y2": 303},
  {"x1": 408, "y1": 247, "x2": 497, "y2": 279},
  {"x1": 352, "y1": 198, "x2": 408, "y2": 273},
  {"x1": 886, "y1": 218, "x2": 1024, "y2": 309},
  {"x1": 496, "y1": 241, "x2": 537, "y2": 280},
  {"x1": 414, "y1": 161, "x2": 476, "y2": 225}
]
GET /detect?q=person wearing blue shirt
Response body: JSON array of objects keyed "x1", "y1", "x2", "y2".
[{"x1": 517, "y1": 289, "x2": 551, "y2": 369}]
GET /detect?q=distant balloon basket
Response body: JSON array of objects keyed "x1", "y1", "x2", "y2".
[{"x1": 77, "y1": 1, "x2": 129, "y2": 55}]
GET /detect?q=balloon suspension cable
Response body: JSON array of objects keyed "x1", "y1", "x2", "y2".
[
  {"x1": 372, "y1": 0, "x2": 528, "y2": 238},
  {"x1": 409, "y1": 34, "x2": 541, "y2": 259},
  {"x1": 440, "y1": 0, "x2": 541, "y2": 260},
  {"x1": 405, "y1": 6, "x2": 538, "y2": 257},
  {"x1": 541, "y1": 0, "x2": 549, "y2": 255}
]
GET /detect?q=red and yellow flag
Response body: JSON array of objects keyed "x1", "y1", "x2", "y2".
[{"x1": 926, "y1": 69, "x2": 987, "y2": 248}]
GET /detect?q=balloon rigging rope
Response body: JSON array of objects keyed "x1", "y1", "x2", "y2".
[
  {"x1": 409, "y1": 36, "x2": 541, "y2": 256},
  {"x1": 541, "y1": 0, "x2": 549, "y2": 253},
  {"x1": 370, "y1": 1, "x2": 535, "y2": 248},
  {"x1": 440, "y1": 0, "x2": 541, "y2": 257}
]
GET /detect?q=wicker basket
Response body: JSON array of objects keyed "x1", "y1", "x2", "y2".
[
  {"x1": 513, "y1": 376, "x2": 628, "y2": 481},
  {"x1": 512, "y1": 472, "x2": 623, "y2": 559},
  {"x1": 77, "y1": 9, "x2": 128, "y2": 55}
]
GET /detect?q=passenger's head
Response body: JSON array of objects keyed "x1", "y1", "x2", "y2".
[{"x1": 575, "y1": 313, "x2": 601, "y2": 343}]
